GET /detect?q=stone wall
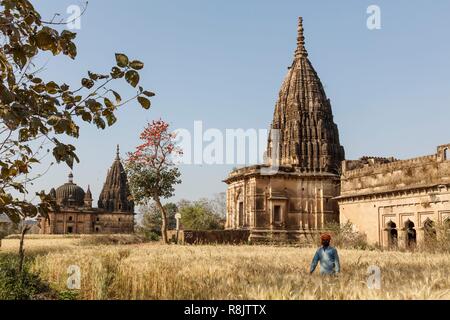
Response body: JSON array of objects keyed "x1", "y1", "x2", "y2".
[
  {"x1": 225, "y1": 166, "x2": 340, "y2": 236},
  {"x1": 341, "y1": 144, "x2": 450, "y2": 197},
  {"x1": 338, "y1": 144, "x2": 450, "y2": 246},
  {"x1": 169, "y1": 230, "x2": 251, "y2": 244},
  {"x1": 39, "y1": 209, "x2": 134, "y2": 234}
]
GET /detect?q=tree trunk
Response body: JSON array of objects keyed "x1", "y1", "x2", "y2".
[
  {"x1": 155, "y1": 198, "x2": 169, "y2": 244},
  {"x1": 18, "y1": 224, "x2": 31, "y2": 273}
]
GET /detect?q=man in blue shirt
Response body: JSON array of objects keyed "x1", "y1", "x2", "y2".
[{"x1": 310, "y1": 233, "x2": 340, "y2": 275}]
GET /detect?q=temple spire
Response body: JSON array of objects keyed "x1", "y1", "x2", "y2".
[
  {"x1": 98, "y1": 146, "x2": 134, "y2": 213},
  {"x1": 295, "y1": 17, "x2": 308, "y2": 58},
  {"x1": 116, "y1": 144, "x2": 120, "y2": 160},
  {"x1": 268, "y1": 17, "x2": 345, "y2": 173}
]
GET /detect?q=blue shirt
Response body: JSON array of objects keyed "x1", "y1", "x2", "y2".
[{"x1": 310, "y1": 246, "x2": 340, "y2": 275}]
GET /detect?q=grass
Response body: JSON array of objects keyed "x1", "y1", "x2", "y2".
[{"x1": 1, "y1": 236, "x2": 449, "y2": 300}]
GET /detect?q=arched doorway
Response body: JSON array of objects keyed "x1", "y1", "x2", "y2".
[
  {"x1": 445, "y1": 148, "x2": 449, "y2": 161},
  {"x1": 423, "y1": 218, "x2": 437, "y2": 244},
  {"x1": 386, "y1": 220, "x2": 398, "y2": 248},
  {"x1": 405, "y1": 220, "x2": 417, "y2": 248}
]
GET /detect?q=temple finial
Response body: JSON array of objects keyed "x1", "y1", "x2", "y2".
[
  {"x1": 68, "y1": 172, "x2": 74, "y2": 183},
  {"x1": 295, "y1": 17, "x2": 308, "y2": 58},
  {"x1": 116, "y1": 144, "x2": 120, "y2": 160}
]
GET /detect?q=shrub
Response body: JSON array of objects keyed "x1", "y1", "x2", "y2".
[
  {"x1": 320, "y1": 221, "x2": 371, "y2": 250},
  {"x1": 418, "y1": 223, "x2": 450, "y2": 253},
  {"x1": 0, "y1": 255, "x2": 56, "y2": 300}
]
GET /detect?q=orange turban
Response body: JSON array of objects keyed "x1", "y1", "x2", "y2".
[{"x1": 321, "y1": 233, "x2": 331, "y2": 241}]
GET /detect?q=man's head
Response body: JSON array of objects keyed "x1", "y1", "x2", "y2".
[{"x1": 320, "y1": 233, "x2": 331, "y2": 247}]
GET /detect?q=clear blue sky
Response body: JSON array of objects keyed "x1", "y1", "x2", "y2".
[{"x1": 29, "y1": 0, "x2": 450, "y2": 204}]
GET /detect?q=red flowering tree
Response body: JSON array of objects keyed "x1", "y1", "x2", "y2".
[{"x1": 126, "y1": 120, "x2": 182, "y2": 244}]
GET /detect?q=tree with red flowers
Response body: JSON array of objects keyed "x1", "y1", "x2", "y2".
[{"x1": 126, "y1": 120, "x2": 182, "y2": 244}]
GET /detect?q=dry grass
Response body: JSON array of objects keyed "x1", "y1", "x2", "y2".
[{"x1": 1, "y1": 237, "x2": 449, "y2": 300}]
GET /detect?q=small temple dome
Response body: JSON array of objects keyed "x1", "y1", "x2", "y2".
[{"x1": 55, "y1": 173, "x2": 85, "y2": 207}]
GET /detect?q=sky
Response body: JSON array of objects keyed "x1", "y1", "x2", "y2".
[{"x1": 27, "y1": 0, "x2": 450, "y2": 205}]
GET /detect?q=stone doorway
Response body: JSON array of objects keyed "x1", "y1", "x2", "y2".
[{"x1": 238, "y1": 202, "x2": 244, "y2": 227}]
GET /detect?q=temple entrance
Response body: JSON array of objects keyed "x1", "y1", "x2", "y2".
[
  {"x1": 386, "y1": 221, "x2": 398, "y2": 248},
  {"x1": 274, "y1": 205, "x2": 281, "y2": 223},
  {"x1": 238, "y1": 202, "x2": 244, "y2": 227},
  {"x1": 405, "y1": 220, "x2": 416, "y2": 248},
  {"x1": 67, "y1": 226, "x2": 73, "y2": 234}
]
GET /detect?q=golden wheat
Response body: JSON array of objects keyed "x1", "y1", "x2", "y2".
[{"x1": 1, "y1": 238, "x2": 449, "y2": 300}]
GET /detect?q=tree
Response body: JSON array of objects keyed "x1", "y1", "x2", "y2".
[
  {"x1": 126, "y1": 120, "x2": 182, "y2": 244},
  {"x1": 207, "y1": 192, "x2": 226, "y2": 219},
  {"x1": 0, "y1": 0, "x2": 154, "y2": 270},
  {"x1": 138, "y1": 202, "x2": 177, "y2": 240},
  {"x1": 178, "y1": 199, "x2": 223, "y2": 231}
]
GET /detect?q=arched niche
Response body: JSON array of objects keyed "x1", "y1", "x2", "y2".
[
  {"x1": 423, "y1": 218, "x2": 437, "y2": 243},
  {"x1": 385, "y1": 220, "x2": 398, "y2": 248},
  {"x1": 404, "y1": 219, "x2": 417, "y2": 248}
]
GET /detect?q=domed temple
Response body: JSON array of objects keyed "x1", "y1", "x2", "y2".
[
  {"x1": 224, "y1": 18, "x2": 345, "y2": 242},
  {"x1": 39, "y1": 146, "x2": 135, "y2": 234}
]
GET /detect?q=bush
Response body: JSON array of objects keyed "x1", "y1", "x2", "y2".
[
  {"x1": 319, "y1": 221, "x2": 371, "y2": 250},
  {"x1": 418, "y1": 223, "x2": 450, "y2": 253},
  {"x1": 179, "y1": 200, "x2": 224, "y2": 231},
  {"x1": 0, "y1": 255, "x2": 56, "y2": 300}
]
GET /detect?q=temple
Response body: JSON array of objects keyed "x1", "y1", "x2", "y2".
[
  {"x1": 225, "y1": 17, "x2": 450, "y2": 247},
  {"x1": 38, "y1": 146, "x2": 135, "y2": 234},
  {"x1": 224, "y1": 18, "x2": 345, "y2": 242}
]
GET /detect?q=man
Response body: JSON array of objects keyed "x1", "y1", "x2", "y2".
[{"x1": 310, "y1": 233, "x2": 340, "y2": 275}]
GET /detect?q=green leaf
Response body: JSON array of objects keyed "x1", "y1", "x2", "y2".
[
  {"x1": 93, "y1": 116, "x2": 106, "y2": 130},
  {"x1": 112, "y1": 90, "x2": 122, "y2": 103},
  {"x1": 88, "y1": 71, "x2": 99, "y2": 81},
  {"x1": 143, "y1": 91, "x2": 156, "y2": 97},
  {"x1": 138, "y1": 96, "x2": 151, "y2": 109},
  {"x1": 81, "y1": 112, "x2": 92, "y2": 122},
  {"x1": 104, "y1": 97, "x2": 114, "y2": 109},
  {"x1": 115, "y1": 53, "x2": 129, "y2": 68},
  {"x1": 130, "y1": 60, "x2": 144, "y2": 70},
  {"x1": 125, "y1": 70, "x2": 140, "y2": 88},
  {"x1": 81, "y1": 78, "x2": 94, "y2": 89},
  {"x1": 111, "y1": 67, "x2": 124, "y2": 79},
  {"x1": 45, "y1": 81, "x2": 59, "y2": 94},
  {"x1": 104, "y1": 112, "x2": 117, "y2": 126},
  {"x1": 35, "y1": 27, "x2": 55, "y2": 51}
]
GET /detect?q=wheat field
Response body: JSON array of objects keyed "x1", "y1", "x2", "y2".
[{"x1": 1, "y1": 237, "x2": 449, "y2": 300}]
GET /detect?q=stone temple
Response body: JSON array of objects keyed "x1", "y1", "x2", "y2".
[
  {"x1": 225, "y1": 17, "x2": 450, "y2": 247},
  {"x1": 38, "y1": 146, "x2": 135, "y2": 234},
  {"x1": 224, "y1": 18, "x2": 345, "y2": 243}
]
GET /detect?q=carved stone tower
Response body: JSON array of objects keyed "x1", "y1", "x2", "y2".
[
  {"x1": 98, "y1": 145, "x2": 134, "y2": 213},
  {"x1": 225, "y1": 17, "x2": 345, "y2": 242},
  {"x1": 267, "y1": 18, "x2": 345, "y2": 173}
]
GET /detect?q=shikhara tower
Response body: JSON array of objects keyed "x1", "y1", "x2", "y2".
[
  {"x1": 267, "y1": 18, "x2": 345, "y2": 172},
  {"x1": 225, "y1": 18, "x2": 345, "y2": 242}
]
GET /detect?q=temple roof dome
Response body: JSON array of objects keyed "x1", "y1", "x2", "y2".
[{"x1": 55, "y1": 173, "x2": 85, "y2": 207}]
